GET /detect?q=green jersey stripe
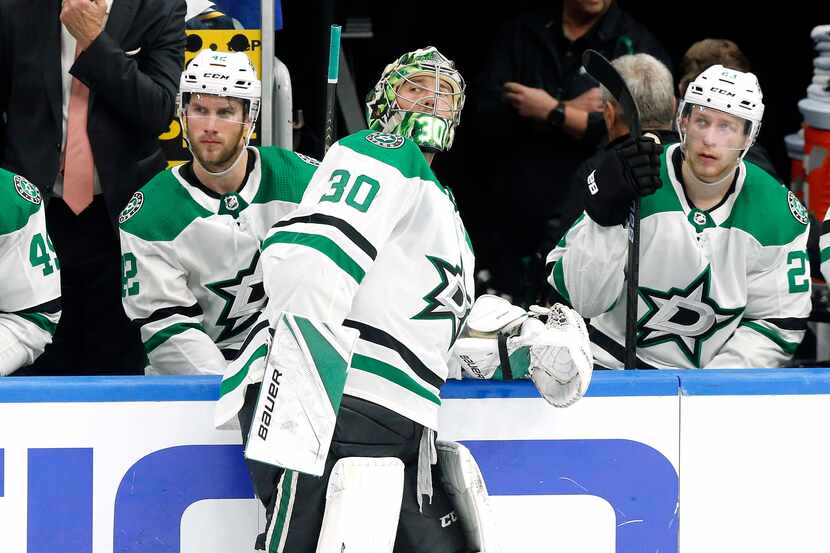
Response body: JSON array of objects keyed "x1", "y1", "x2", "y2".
[
  {"x1": 262, "y1": 231, "x2": 365, "y2": 284},
  {"x1": 351, "y1": 353, "x2": 441, "y2": 405},
  {"x1": 740, "y1": 321, "x2": 800, "y2": 355},
  {"x1": 220, "y1": 344, "x2": 268, "y2": 397},
  {"x1": 822, "y1": 246, "x2": 830, "y2": 264},
  {"x1": 18, "y1": 312, "x2": 58, "y2": 336},
  {"x1": 292, "y1": 315, "x2": 348, "y2": 412},
  {"x1": 144, "y1": 322, "x2": 206, "y2": 353},
  {"x1": 551, "y1": 260, "x2": 571, "y2": 304}
]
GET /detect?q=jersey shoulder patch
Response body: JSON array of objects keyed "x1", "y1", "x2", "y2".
[
  {"x1": 787, "y1": 190, "x2": 809, "y2": 225},
  {"x1": 0, "y1": 168, "x2": 43, "y2": 235},
  {"x1": 294, "y1": 152, "x2": 320, "y2": 166},
  {"x1": 119, "y1": 169, "x2": 211, "y2": 242},
  {"x1": 119, "y1": 191, "x2": 144, "y2": 224},
  {"x1": 13, "y1": 175, "x2": 42, "y2": 205},
  {"x1": 365, "y1": 132, "x2": 406, "y2": 149}
]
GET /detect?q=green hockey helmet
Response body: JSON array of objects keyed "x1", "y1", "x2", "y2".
[{"x1": 365, "y1": 46, "x2": 465, "y2": 152}]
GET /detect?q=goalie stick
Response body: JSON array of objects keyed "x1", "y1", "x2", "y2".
[
  {"x1": 581, "y1": 49, "x2": 641, "y2": 369},
  {"x1": 324, "y1": 24, "x2": 342, "y2": 153}
]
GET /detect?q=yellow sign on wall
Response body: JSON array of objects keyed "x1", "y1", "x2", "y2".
[{"x1": 160, "y1": 29, "x2": 263, "y2": 167}]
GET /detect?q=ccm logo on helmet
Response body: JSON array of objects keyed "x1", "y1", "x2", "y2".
[
  {"x1": 711, "y1": 88, "x2": 736, "y2": 97},
  {"x1": 203, "y1": 73, "x2": 230, "y2": 80}
]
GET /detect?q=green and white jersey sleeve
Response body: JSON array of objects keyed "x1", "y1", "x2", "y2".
[
  {"x1": 548, "y1": 143, "x2": 810, "y2": 369},
  {"x1": 119, "y1": 146, "x2": 317, "y2": 375},
  {"x1": 256, "y1": 131, "x2": 475, "y2": 430},
  {"x1": 0, "y1": 169, "x2": 61, "y2": 375}
]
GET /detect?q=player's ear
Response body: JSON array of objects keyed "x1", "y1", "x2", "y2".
[{"x1": 602, "y1": 100, "x2": 617, "y2": 134}]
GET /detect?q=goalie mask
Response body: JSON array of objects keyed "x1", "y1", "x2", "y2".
[
  {"x1": 676, "y1": 65, "x2": 764, "y2": 186},
  {"x1": 365, "y1": 46, "x2": 466, "y2": 152},
  {"x1": 177, "y1": 50, "x2": 261, "y2": 176}
]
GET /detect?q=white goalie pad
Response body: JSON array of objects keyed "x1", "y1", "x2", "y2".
[
  {"x1": 315, "y1": 457, "x2": 405, "y2": 553},
  {"x1": 436, "y1": 441, "x2": 502, "y2": 553},
  {"x1": 244, "y1": 312, "x2": 359, "y2": 476}
]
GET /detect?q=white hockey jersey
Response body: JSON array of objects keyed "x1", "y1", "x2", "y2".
[
  {"x1": 250, "y1": 130, "x2": 475, "y2": 430},
  {"x1": 119, "y1": 147, "x2": 318, "y2": 375},
  {"x1": 0, "y1": 169, "x2": 62, "y2": 375},
  {"x1": 548, "y1": 143, "x2": 811, "y2": 369}
]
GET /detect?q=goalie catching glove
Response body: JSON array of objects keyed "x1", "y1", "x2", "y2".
[{"x1": 454, "y1": 295, "x2": 593, "y2": 407}]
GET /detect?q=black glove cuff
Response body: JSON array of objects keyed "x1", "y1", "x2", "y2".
[
  {"x1": 584, "y1": 149, "x2": 638, "y2": 227},
  {"x1": 498, "y1": 334, "x2": 513, "y2": 380}
]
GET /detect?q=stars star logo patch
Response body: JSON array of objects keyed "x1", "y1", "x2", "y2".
[
  {"x1": 412, "y1": 255, "x2": 472, "y2": 349},
  {"x1": 637, "y1": 266, "x2": 744, "y2": 367},
  {"x1": 206, "y1": 252, "x2": 267, "y2": 343}
]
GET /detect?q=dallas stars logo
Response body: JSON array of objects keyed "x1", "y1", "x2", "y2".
[
  {"x1": 205, "y1": 252, "x2": 267, "y2": 343},
  {"x1": 412, "y1": 255, "x2": 472, "y2": 349},
  {"x1": 637, "y1": 266, "x2": 744, "y2": 367}
]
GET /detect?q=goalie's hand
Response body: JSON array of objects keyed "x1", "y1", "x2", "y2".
[
  {"x1": 518, "y1": 304, "x2": 593, "y2": 407},
  {"x1": 584, "y1": 134, "x2": 662, "y2": 227}
]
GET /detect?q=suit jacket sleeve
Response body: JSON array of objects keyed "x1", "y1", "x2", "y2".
[{"x1": 70, "y1": 0, "x2": 186, "y2": 136}]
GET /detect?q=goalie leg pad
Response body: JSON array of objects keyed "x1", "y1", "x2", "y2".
[
  {"x1": 436, "y1": 441, "x2": 502, "y2": 553},
  {"x1": 315, "y1": 457, "x2": 405, "y2": 553},
  {"x1": 244, "y1": 312, "x2": 359, "y2": 476}
]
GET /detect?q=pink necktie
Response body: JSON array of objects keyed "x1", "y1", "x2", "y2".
[{"x1": 63, "y1": 45, "x2": 94, "y2": 214}]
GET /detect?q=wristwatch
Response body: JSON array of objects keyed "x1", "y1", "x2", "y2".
[{"x1": 547, "y1": 103, "x2": 566, "y2": 127}]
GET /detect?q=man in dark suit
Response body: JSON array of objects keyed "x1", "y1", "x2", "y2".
[{"x1": 0, "y1": 0, "x2": 186, "y2": 375}]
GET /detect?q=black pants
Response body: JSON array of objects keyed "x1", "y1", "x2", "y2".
[
  {"x1": 239, "y1": 384, "x2": 469, "y2": 553},
  {"x1": 16, "y1": 197, "x2": 145, "y2": 375}
]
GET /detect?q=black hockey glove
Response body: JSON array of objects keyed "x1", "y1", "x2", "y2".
[{"x1": 584, "y1": 135, "x2": 662, "y2": 226}]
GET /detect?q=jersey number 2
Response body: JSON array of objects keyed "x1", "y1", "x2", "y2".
[
  {"x1": 121, "y1": 252, "x2": 140, "y2": 297},
  {"x1": 786, "y1": 251, "x2": 809, "y2": 293},
  {"x1": 320, "y1": 169, "x2": 379, "y2": 213}
]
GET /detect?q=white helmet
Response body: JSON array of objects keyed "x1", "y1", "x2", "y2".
[
  {"x1": 177, "y1": 50, "x2": 261, "y2": 176},
  {"x1": 677, "y1": 64, "x2": 764, "y2": 149},
  {"x1": 178, "y1": 50, "x2": 261, "y2": 126}
]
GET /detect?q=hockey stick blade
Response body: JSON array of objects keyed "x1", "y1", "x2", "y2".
[
  {"x1": 582, "y1": 49, "x2": 642, "y2": 369},
  {"x1": 581, "y1": 49, "x2": 641, "y2": 137}
]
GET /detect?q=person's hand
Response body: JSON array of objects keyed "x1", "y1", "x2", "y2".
[
  {"x1": 564, "y1": 87, "x2": 604, "y2": 112},
  {"x1": 61, "y1": 0, "x2": 108, "y2": 51},
  {"x1": 584, "y1": 135, "x2": 663, "y2": 227},
  {"x1": 503, "y1": 82, "x2": 558, "y2": 121}
]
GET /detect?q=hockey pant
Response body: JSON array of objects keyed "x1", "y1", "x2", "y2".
[{"x1": 239, "y1": 383, "x2": 470, "y2": 553}]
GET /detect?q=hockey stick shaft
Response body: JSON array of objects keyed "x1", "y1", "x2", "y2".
[
  {"x1": 324, "y1": 24, "x2": 342, "y2": 153},
  {"x1": 581, "y1": 49, "x2": 642, "y2": 369}
]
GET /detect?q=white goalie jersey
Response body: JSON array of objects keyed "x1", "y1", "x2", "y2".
[
  {"x1": 0, "y1": 169, "x2": 62, "y2": 375},
  {"x1": 236, "y1": 131, "x2": 476, "y2": 430},
  {"x1": 548, "y1": 143, "x2": 811, "y2": 369},
  {"x1": 118, "y1": 147, "x2": 318, "y2": 375}
]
